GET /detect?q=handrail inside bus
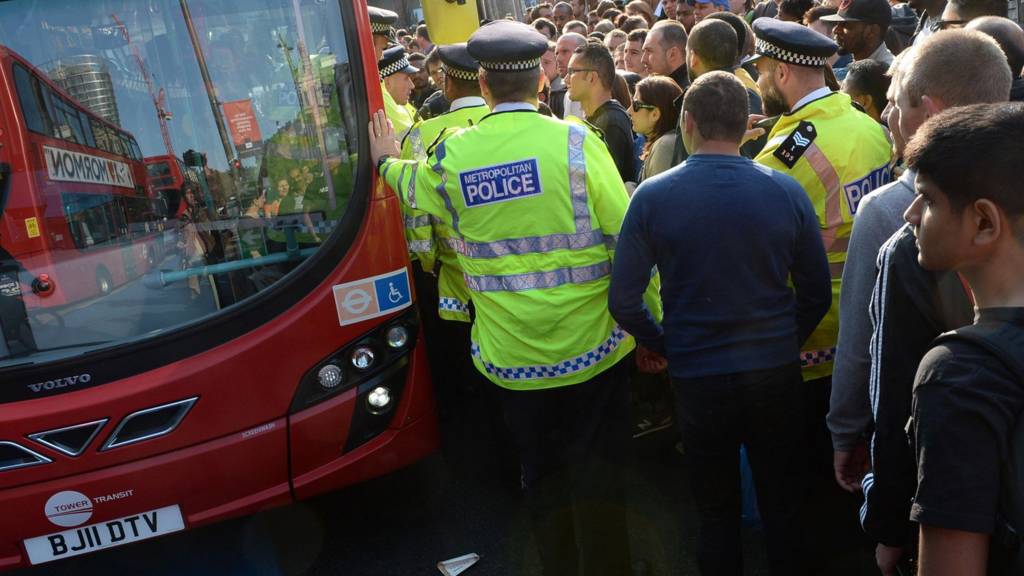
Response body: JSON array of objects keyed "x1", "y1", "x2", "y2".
[{"x1": 144, "y1": 247, "x2": 318, "y2": 288}]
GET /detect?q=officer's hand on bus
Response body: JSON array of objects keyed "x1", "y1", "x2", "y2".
[
  {"x1": 369, "y1": 110, "x2": 400, "y2": 165},
  {"x1": 743, "y1": 114, "x2": 767, "y2": 145}
]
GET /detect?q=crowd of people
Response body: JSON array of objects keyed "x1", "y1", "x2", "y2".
[{"x1": 368, "y1": 1, "x2": 1024, "y2": 575}]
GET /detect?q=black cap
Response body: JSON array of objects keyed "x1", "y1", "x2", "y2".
[
  {"x1": 745, "y1": 19, "x2": 838, "y2": 67},
  {"x1": 368, "y1": 6, "x2": 399, "y2": 37},
  {"x1": 820, "y1": 0, "x2": 893, "y2": 27},
  {"x1": 379, "y1": 45, "x2": 418, "y2": 78},
  {"x1": 438, "y1": 43, "x2": 480, "y2": 81},
  {"x1": 467, "y1": 20, "x2": 549, "y2": 72}
]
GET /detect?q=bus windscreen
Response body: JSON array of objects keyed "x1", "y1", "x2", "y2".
[{"x1": 0, "y1": 0, "x2": 363, "y2": 365}]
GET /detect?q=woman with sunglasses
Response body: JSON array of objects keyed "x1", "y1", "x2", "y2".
[{"x1": 630, "y1": 76, "x2": 683, "y2": 183}]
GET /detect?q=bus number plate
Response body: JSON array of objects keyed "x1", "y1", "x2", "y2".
[{"x1": 24, "y1": 505, "x2": 184, "y2": 565}]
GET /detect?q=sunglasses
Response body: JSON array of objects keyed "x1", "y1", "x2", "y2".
[{"x1": 632, "y1": 101, "x2": 656, "y2": 112}]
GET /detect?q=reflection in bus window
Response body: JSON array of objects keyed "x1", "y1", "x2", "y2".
[
  {"x1": 51, "y1": 96, "x2": 86, "y2": 144},
  {"x1": 13, "y1": 64, "x2": 46, "y2": 134},
  {"x1": 0, "y1": 0, "x2": 361, "y2": 364},
  {"x1": 64, "y1": 193, "x2": 119, "y2": 249}
]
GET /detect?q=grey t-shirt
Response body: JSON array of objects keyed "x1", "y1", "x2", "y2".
[{"x1": 828, "y1": 167, "x2": 915, "y2": 450}]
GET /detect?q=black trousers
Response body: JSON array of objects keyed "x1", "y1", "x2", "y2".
[
  {"x1": 672, "y1": 363, "x2": 809, "y2": 576},
  {"x1": 500, "y1": 359, "x2": 632, "y2": 576},
  {"x1": 411, "y1": 262, "x2": 446, "y2": 399},
  {"x1": 803, "y1": 376, "x2": 868, "y2": 576}
]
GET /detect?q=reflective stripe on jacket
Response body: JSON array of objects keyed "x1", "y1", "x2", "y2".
[
  {"x1": 382, "y1": 109, "x2": 637, "y2": 389},
  {"x1": 756, "y1": 91, "x2": 893, "y2": 380}
]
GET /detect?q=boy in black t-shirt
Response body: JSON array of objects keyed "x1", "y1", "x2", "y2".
[{"x1": 903, "y1": 102, "x2": 1024, "y2": 575}]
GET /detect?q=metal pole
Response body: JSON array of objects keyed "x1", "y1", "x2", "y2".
[
  {"x1": 289, "y1": 0, "x2": 339, "y2": 212},
  {"x1": 146, "y1": 247, "x2": 318, "y2": 287},
  {"x1": 179, "y1": 0, "x2": 236, "y2": 174}
]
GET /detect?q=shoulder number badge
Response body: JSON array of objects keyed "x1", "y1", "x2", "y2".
[{"x1": 773, "y1": 121, "x2": 817, "y2": 169}]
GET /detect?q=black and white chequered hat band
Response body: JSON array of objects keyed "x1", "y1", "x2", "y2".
[
  {"x1": 371, "y1": 22, "x2": 393, "y2": 35},
  {"x1": 442, "y1": 64, "x2": 478, "y2": 81},
  {"x1": 477, "y1": 57, "x2": 541, "y2": 71},
  {"x1": 756, "y1": 39, "x2": 828, "y2": 67},
  {"x1": 380, "y1": 57, "x2": 412, "y2": 78}
]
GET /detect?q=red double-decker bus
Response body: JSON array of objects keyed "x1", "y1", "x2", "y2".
[
  {"x1": 0, "y1": 0, "x2": 436, "y2": 569},
  {"x1": 145, "y1": 155, "x2": 199, "y2": 219},
  {"x1": 0, "y1": 48, "x2": 160, "y2": 311}
]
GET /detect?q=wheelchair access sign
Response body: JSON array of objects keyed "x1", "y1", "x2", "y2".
[{"x1": 332, "y1": 268, "x2": 412, "y2": 326}]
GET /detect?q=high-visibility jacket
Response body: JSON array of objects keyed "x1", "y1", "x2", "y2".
[
  {"x1": 385, "y1": 79, "x2": 423, "y2": 271},
  {"x1": 382, "y1": 80, "x2": 415, "y2": 141},
  {"x1": 382, "y1": 107, "x2": 638, "y2": 390},
  {"x1": 756, "y1": 91, "x2": 893, "y2": 380},
  {"x1": 400, "y1": 98, "x2": 490, "y2": 322}
]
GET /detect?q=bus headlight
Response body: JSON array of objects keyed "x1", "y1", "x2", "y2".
[
  {"x1": 317, "y1": 364, "x2": 343, "y2": 390},
  {"x1": 385, "y1": 325, "x2": 409, "y2": 349},
  {"x1": 351, "y1": 346, "x2": 375, "y2": 370},
  {"x1": 367, "y1": 386, "x2": 392, "y2": 412},
  {"x1": 289, "y1": 307, "x2": 420, "y2": 418}
]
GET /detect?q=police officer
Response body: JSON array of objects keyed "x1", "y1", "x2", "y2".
[
  {"x1": 400, "y1": 44, "x2": 490, "y2": 422},
  {"x1": 370, "y1": 20, "x2": 646, "y2": 576},
  {"x1": 402, "y1": 44, "x2": 488, "y2": 163},
  {"x1": 378, "y1": 46, "x2": 418, "y2": 141},
  {"x1": 367, "y1": 5, "x2": 397, "y2": 61},
  {"x1": 401, "y1": 43, "x2": 488, "y2": 326},
  {"x1": 368, "y1": 7, "x2": 415, "y2": 140},
  {"x1": 747, "y1": 17, "x2": 893, "y2": 568}
]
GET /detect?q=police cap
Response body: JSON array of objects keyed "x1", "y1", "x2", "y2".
[
  {"x1": 467, "y1": 20, "x2": 549, "y2": 72},
  {"x1": 379, "y1": 45, "x2": 418, "y2": 78},
  {"x1": 746, "y1": 19, "x2": 838, "y2": 68},
  {"x1": 368, "y1": 6, "x2": 399, "y2": 37},
  {"x1": 438, "y1": 43, "x2": 480, "y2": 81}
]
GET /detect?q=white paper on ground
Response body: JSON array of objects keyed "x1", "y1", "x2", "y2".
[{"x1": 437, "y1": 552, "x2": 480, "y2": 576}]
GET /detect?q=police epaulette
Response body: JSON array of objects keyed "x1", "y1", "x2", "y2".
[{"x1": 773, "y1": 120, "x2": 817, "y2": 169}]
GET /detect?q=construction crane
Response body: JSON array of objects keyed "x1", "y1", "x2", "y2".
[{"x1": 110, "y1": 14, "x2": 175, "y2": 159}]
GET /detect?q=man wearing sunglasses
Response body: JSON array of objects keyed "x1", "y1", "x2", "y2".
[{"x1": 567, "y1": 41, "x2": 638, "y2": 182}]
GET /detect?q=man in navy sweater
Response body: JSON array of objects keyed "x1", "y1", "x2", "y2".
[{"x1": 609, "y1": 71, "x2": 832, "y2": 576}]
